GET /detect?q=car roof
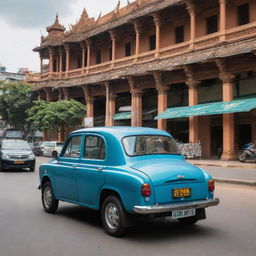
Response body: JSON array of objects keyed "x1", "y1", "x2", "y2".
[{"x1": 71, "y1": 126, "x2": 171, "y2": 139}]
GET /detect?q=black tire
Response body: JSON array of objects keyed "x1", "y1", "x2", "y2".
[
  {"x1": 101, "y1": 195, "x2": 127, "y2": 237},
  {"x1": 30, "y1": 166, "x2": 35, "y2": 172},
  {"x1": 178, "y1": 216, "x2": 198, "y2": 225},
  {"x1": 52, "y1": 151, "x2": 57, "y2": 158},
  {"x1": 239, "y1": 152, "x2": 247, "y2": 162},
  {"x1": 42, "y1": 181, "x2": 59, "y2": 214}
]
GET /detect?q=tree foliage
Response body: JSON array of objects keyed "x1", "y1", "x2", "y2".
[
  {"x1": 27, "y1": 100, "x2": 86, "y2": 132},
  {"x1": 0, "y1": 81, "x2": 33, "y2": 129}
]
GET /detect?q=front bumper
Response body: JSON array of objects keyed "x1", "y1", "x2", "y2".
[
  {"x1": 1, "y1": 159, "x2": 35, "y2": 169},
  {"x1": 133, "y1": 198, "x2": 220, "y2": 214}
]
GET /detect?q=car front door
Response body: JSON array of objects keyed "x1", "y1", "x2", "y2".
[
  {"x1": 76, "y1": 134, "x2": 106, "y2": 207},
  {"x1": 53, "y1": 135, "x2": 82, "y2": 201}
]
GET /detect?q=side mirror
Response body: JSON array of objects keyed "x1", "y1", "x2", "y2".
[{"x1": 52, "y1": 151, "x2": 58, "y2": 159}]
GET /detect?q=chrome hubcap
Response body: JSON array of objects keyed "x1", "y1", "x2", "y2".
[
  {"x1": 105, "y1": 203, "x2": 120, "y2": 229},
  {"x1": 44, "y1": 187, "x2": 52, "y2": 207}
]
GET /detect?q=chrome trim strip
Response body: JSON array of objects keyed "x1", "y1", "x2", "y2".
[{"x1": 133, "y1": 198, "x2": 220, "y2": 214}]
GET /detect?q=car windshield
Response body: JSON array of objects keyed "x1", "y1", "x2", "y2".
[
  {"x1": 122, "y1": 135, "x2": 181, "y2": 156},
  {"x1": 2, "y1": 140, "x2": 31, "y2": 150}
]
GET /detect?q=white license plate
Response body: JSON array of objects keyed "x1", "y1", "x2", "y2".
[{"x1": 171, "y1": 209, "x2": 196, "y2": 219}]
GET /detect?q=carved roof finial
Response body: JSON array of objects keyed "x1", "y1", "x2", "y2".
[
  {"x1": 81, "y1": 8, "x2": 89, "y2": 19},
  {"x1": 115, "y1": 0, "x2": 121, "y2": 13},
  {"x1": 47, "y1": 13, "x2": 65, "y2": 33}
]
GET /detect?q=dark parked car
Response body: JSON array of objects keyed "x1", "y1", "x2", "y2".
[
  {"x1": 0, "y1": 139, "x2": 36, "y2": 172},
  {"x1": 32, "y1": 142, "x2": 44, "y2": 156}
]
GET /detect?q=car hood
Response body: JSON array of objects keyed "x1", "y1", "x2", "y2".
[
  {"x1": 1, "y1": 149, "x2": 32, "y2": 155},
  {"x1": 129, "y1": 158, "x2": 206, "y2": 185}
]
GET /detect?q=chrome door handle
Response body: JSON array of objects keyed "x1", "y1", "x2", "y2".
[{"x1": 97, "y1": 167, "x2": 104, "y2": 171}]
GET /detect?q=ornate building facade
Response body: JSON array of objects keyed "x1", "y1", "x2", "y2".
[{"x1": 28, "y1": 0, "x2": 256, "y2": 160}]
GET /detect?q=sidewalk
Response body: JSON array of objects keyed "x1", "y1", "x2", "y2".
[{"x1": 187, "y1": 159, "x2": 256, "y2": 186}]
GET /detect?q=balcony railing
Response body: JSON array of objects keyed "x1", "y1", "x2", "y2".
[{"x1": 29, "y1": 22, "x2": 256, "y2": 84}]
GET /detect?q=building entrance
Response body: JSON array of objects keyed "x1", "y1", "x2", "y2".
[{"x1": 211, "y1": 126, "x2": 222, "y2": 158}]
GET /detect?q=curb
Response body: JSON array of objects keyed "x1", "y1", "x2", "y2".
[
  {"x1": 214, "y1": 177, "x2": 256, "y2": 186},
  {"x1": 190, "y1": 162, "x2": 256, "y2": 169}
]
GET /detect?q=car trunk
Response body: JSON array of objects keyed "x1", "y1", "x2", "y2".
[{"x1": 129, "y1": 157, "x2": 207, "y2": 204}]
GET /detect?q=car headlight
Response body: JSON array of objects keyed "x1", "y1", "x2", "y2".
[
  {"x1": 28, "y1": 153, "x2": 36, "y2": 160},
  {"x1": 1, "y1": 153, "x2": 10, "y2": 160}
]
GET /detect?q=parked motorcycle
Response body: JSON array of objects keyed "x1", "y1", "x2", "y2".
[{"x1": 238, "y1": 142, "x2": 256, "y2": 162}]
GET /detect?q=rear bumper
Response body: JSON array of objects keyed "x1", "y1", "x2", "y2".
[{"x1": 133, "y1": 198, "x2": 220, "y2": 214}]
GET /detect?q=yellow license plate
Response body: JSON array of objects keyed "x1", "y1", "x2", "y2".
[
  {"x1": 14, "y1": 161, "x2": 24, "y2": 164},
  {"x1": 173, "y1": 188, "x2": 191, "y2": 198}
]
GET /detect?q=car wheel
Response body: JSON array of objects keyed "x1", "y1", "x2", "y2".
[
  {"x1": 30, "y1": 167, "x2": 35, "y2": 172},
  {"x1": 101, "y1": 195, "x2": 127, "y2": 237},
  {"x1": 178, "y1": 216, "x2": 198, "y2": 225},
  {"x1": 52, "y1": 151, "x2": 57, "y2": 158},
  {"x1": 42, "y1": 181, "x2": 59, "y2": 214}
]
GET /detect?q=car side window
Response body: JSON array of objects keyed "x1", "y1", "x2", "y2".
[
  {"x1": 84, "y1": 136, "x2": 105, "y2": 160},
  {"x1": 63, "y1": 136, "x2": 82, "y2": 158}
]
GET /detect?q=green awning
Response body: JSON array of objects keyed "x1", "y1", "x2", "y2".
[
  {"x1": 155, "y1": 98, "x2": 256, "y2": 120},
  {"x1": 114, "y1": 108, "x2": 157, "y2": 120},
  {"x1": 113, "y1": 112, "x2": 131, "y2": 120}
]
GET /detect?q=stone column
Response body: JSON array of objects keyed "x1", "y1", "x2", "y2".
[
  {"x1": 152, "y1": 13, "x2": 161, "y2": 57},
  {"x1": 62, "y1": 88, "x2": 69, "y2": 100},
  {"x1": 82, "y1": 86, "x2": 94, "y2": 122},
  {"x1": 219, "y1": 0, "x2": 227, "y2": 41},
  {"x1": 109, "y1": 31, "x2": 117, "y2": 67},
  {"x1": 131, "y1": 90, "x2": 143, "y2": 127},
  {"x1": 128, "y1": 77, "x2": 142, "y2": 127},
  {"x1": 80, "y1": 42, "x2": 86, "y2": 73},
  {"x1": 220, "y1": 73, "x2": 236, "y2": 160},
  {"x1": 153, "y1": 72, "x2": 169, "y2": 131},
  {"x1": 55, "y1": 56, "x2": 59, "y2": 73},
  {"x1": 48, "y1": 47, "x2": 54, "y2": 74},
  {"x1": 58, "y1": 48, "x2": 63, "y2": 78},
  {"x1": 43, "y1": 131, "x2": 49, "y2": 141},
  {"x1": 43, "y1": 87, "x2": 53, "y2": 102},
  {"x1": 39, "y1": 53, "x2": 43, "y2": 74},
  {"x1": 132, "y1": 20, "x2": 142, "y2": 61},
  {"x1": 86, "y1": 39, "x2": 92, "y2": 73},
  {"x1": 186, "y1": 80, "x2": 200, "y2": 143},
  {"x1": 187, "y1": 0, "x2": 196, "y2": 49},
  {"x1": 104, "y1": 82, "x2": 116, "y2": 126},
  {"x1": 64, "y1": 44, "x2": 70, "y2": 77},
  {"x1": 58, "y1": 88, "x2": 64, "y2": 100}
]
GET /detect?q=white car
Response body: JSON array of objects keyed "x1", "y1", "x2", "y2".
[{"x1": 42, "y1": 141, "x2": 64, "y2": 157}]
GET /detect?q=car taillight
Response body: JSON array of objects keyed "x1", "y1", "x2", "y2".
[
  {"x1": 141, "y1": 183, "x2": 151, "y2": 197},
  {"x1": 208, "y1": 180, "x2": 215, "y2": 191}
]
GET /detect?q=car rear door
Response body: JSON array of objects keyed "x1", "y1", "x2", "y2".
[{"x1": 53, "y1": 135, "x2": 83, "y2": 201}]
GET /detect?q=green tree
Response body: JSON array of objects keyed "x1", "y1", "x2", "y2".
[
  {"x1": 0, "y1": 81, "x2": 34, "y2": 129},
  {"x1": 27, "y1": 99, "x2": 86, "y2": 133}
]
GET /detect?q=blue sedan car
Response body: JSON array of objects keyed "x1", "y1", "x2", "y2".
[{"x1": 38, "y1": 127, "x2": 219, "y2": 236}]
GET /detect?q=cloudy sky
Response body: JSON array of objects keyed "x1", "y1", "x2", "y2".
[{"x1": 0, "y1": 0, "x2": 131, "y2": 73}]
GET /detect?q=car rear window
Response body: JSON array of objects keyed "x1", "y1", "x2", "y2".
[{"x1": 122, "y1": 135, "x2": 180, "y2": 156}]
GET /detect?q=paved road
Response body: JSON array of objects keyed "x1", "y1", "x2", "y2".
[
  {"x1": 202, "y1": 165, "x2": 256, "y2": 181},
  {"x1": 0, "y1": 157, "x2": 256, "y2": 256}
]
